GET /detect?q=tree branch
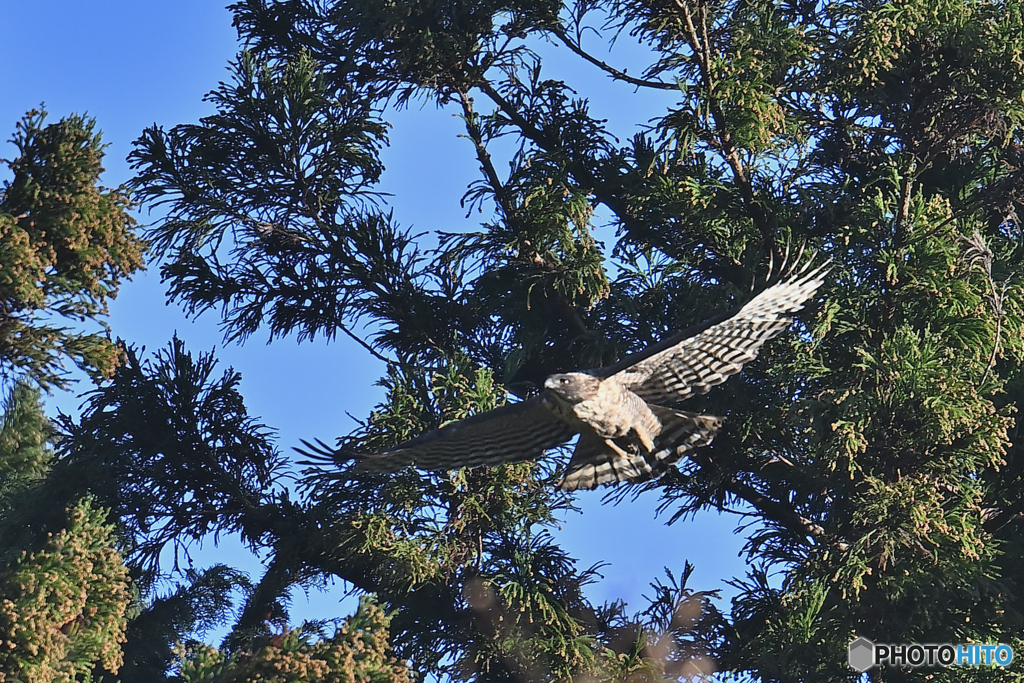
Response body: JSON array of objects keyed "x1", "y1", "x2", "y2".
[
  {"x1": 674, "y1": 0, "x2": 774, "y2": 246},
  {"x1": 683, "y1": 449, "x2": 846, "y2": 549},
  {"x1": 723, "y1": 475, "x2": 845, "y2": 549},
  {"x1": 459, "y1": 91, "x2": 513, "y2": 220},
  {"x1": 474, "y1": 79, "x2": 634, "y2": 230},
  {"x1": 458, "y1": 89, "x2": 593, "y2": 340},
  {"x1": 550, "y1": 27, "x2": 678, "y2": 91},
  {"x1": 338, "y1": 322, "x2": 393, "y2": 364}
]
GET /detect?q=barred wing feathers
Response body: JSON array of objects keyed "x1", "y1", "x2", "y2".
[
  {"x1": 351, "y1": 393, "x2": 577, "y2": 473},
  {"x1": 613, "y1": 262, "x2": 827, "y2": 405}
]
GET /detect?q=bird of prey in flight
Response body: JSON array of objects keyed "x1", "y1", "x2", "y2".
[{"x1": 301, "y1": 258, "x2": 827, "y2": 491}]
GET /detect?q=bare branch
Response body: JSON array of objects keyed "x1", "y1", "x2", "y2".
[{"x1": 550, "y1": 27, "x2": 678, "y2": 91}]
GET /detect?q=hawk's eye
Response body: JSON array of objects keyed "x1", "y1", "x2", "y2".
[{"x1": 559, "y1": 378, "x2": 570, "y2": 385}]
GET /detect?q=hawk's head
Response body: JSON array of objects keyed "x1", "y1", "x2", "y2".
[{"x1": 544, "y1": 372, "x2": 601, "y2": 403}]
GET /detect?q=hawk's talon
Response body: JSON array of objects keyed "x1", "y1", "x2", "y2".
[{"x1": 637, "y1": 431, "x2": 656, "y2": 453}]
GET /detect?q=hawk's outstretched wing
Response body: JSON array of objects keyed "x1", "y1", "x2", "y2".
[
  {"x1": 611, "y1": 260, "x2": 827, "y2": 405},
  {"x1": 315, "y1": 392, "x2": 578, "y2": 474}
]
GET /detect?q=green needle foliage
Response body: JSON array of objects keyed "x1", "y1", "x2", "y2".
[
  {"x1": 0, "y1": 384, "x2": 131, "y2": 683},
  {"x1": 0, "y1": 110, "x2": 145, "y2": 391},
  {"x1": 0, "y1": 381, "x2": 52, "y2": 506},
  {"x1": 40, "y1": 0, "x2": 1024, "y2": 680},
  {"x1": 0, "y1": 497, "x2": 131, "y2": 683}
]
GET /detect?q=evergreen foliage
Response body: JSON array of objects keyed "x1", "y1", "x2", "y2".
[
  {"x1": 47, "y1": 341, "x2": 289, "y2": 682},
  {"x1": 24, "y1": 0, "x2": 1024, "y2": 681},
  {"x1": 0, "y1": 381, "x2": 52, "y2": 508},
  {"x1": 0, "y1": 387, "x2": 131, "y2": 682},
  {"x1": 54, "y1": 337, "x2": 288, "y2": 568},
  {"x1": 0, "y1": 110, "x2": 145, "y2": 390},
  {"x1": 0, "y1": 497, "x2": 131, "y2": 683},
  {"x1": 176, "y1": 597, "x2": 414, "y2": 683}
]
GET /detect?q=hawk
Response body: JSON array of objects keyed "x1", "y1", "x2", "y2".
[{"x1": 301, "y1": 259, "x2": 826, "y2": 491}]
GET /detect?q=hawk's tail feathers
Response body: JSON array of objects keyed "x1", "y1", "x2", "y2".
[
  {"x1": 556, "y1": 408, "x2": 723, "y2": 492},
  {"x1": 646, "y1": 407, "x2": 723, "y2": 476},
  {"x1": 556, "y1": 433, "x2": 650, "y2": 492}
]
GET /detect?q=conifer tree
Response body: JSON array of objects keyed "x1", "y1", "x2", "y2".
[{"x1": 0, "y1": 381, "x2": 52, "y2": 508}]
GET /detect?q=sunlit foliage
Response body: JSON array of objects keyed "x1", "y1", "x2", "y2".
[
  {"x1": 176, "y1": 597, "x2": 414, "y2": 683},
  {"x1": 0, "y1": 111, "x2": 145, "y2": 390}
]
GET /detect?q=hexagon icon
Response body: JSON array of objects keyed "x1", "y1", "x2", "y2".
[{"x1": 848, "y1": 637, "x2": 875, "y2": 672}]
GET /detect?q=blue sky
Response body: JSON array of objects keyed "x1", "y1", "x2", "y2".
[{"x1": 1, "y1": 1, "x2": 754, "y2": 629}]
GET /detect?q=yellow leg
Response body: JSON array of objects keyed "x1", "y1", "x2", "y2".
[{"x1": 604, "y1": 439, "x2": 632, "y2": 459}]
